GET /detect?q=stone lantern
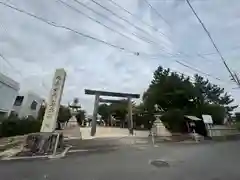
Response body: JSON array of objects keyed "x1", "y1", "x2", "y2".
[{"x1": 151, "y1": 104, "x2": 171, "y2": 138}]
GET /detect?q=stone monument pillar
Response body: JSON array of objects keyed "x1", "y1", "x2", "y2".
[
  {"x1": 41, "y1": 68, "x2": 66, "y2": 132},
  {"x1": 22, "y1": 69, "x2": 67, "y2": 156}
]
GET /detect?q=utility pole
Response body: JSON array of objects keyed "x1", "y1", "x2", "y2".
[
  {"x1": 185, "y1": 0, "x2": 240, "y2": 87},
  {"x1": 233, "y1": 73, "x2": 240, "y2": 86}
]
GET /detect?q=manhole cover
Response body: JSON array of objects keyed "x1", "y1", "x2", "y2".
[{"x1": 149, "y1": 159, "x2": 170, "y2": 168}]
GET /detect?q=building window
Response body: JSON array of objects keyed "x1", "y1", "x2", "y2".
[
  {"x1": 14, "y1": 96, "x2": 24, "y2": 106},
  {"x1": 30, "y1": 100, "x2": 38, "y2": 110}
]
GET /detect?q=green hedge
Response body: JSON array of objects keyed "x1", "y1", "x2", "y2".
[
  {"x1": 161, "y1": 109, "x2": 187, "y2": 133},
  {"x1": 0, "y1": 116, "x2": 42, "y2": 137}
]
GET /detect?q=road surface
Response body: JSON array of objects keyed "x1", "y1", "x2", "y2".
[{"x1": 0, "y1": 139, "x2": 239, "y2": 180}]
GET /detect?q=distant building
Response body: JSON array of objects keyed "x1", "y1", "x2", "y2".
[
  {"x1": 0, "y1": 72, "x2": 20, "y2": 118},
  {"x1": 12, "y1": 91, "x2": 44, "y2": 119}
]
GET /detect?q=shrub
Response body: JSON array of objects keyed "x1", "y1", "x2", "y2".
[
  {"x1": 235, "y1": 122, "x2": 240, "y2": 131},
  {"x1": 133, "y1": 113, "x2": 155, "y2": 130},
  {"x1": 160, "y1": 109, "x2": 187, "y2": 133},
  {"x1": 235, "y1": 112, "x2": 240, "y2": 122},
  {"x1": 201, "y1": 104, "x2": 225, "y2": 125},
  {"x1": 0, "y1": 116, "x2": 42, "y2": 137}
]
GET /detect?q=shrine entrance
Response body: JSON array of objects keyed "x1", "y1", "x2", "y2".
[{"x1": 85, "y1": 89, "x2": 140, "y2": 136}]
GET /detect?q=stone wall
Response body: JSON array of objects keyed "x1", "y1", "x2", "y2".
[{"x1": 208, "y1": 125, "x2": 239, "y2": 137}]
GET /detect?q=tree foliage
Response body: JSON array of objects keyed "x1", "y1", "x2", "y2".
[
  {"x1": 98, "y1": 104, "x2": 111, "y2": 120},
  {"x1": 235, "y1": 112, "x2": 240, "y2": 122},
  {"x1": 98, "y1": 101, "x2": 129, "y2": 120},
  {"x1": 57, "y1": 105, "x2": 72, "y2": 123},
  {"x1": 161, "y1": 109, "x2": 186, "y2": 133},
  {"x1": 37, "y1": 105, "x2": 72, "y2": 123},
  {"x1": 75, "y1": 109, "x2": 86, "y2": 125},
  {"x1": 143, "y1": 66, "x2": 197, "y2": 112},
  {"x1": 142, "y1": 66, "x2": 237, "y2": 128},
  {"x1": 0, "y1": 116, "x2": 41, "y2": 137},
  {"x1": 110, "y1": 101, "x2": 128, "y2": 120}
]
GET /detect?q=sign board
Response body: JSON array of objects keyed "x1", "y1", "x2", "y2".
[
  {"x1": 41, "y1": 69, "x2": 66, "y2": 132},
  {"x1": 202, "y1": 114, "x2": 213, "y2": 124}
]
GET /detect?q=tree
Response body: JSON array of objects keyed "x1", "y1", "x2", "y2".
[
  {"x1": 194, "y1": 74, "x2": 237, "y2": 115},
  {"x1": 37, "y1": 104, "x2": 71, "y2": 126},
  {"x1": 37, "y1": 104, "x2": 46, "y2": 121},
  {"x1": 235, "y1": 112, "x2": 240, "y2": 122},
  {"x1": 75, "y1": 109, "x2": 86, "y2": 126},
  {"x1": 57, "y1": 105, "x2": 71, "y2": 123},
  {"x1": 133, "y1": 103, "x2": 155, "y2": 129},
  {"x1": 143, "y1": 66, "x2": 237, "y2": 128},
  {"x1": 202, "y1": 104, "x2": 226, "y2": 125},
  {"x1": 109, "y1": 101, "x2": 128, "y2": 120},
  {"x1": 161, "y1": 109, "x2": 187, "y2": 133},
  {"x1": 98, "y1": 104, "x2": 111, "y2": 121},
  {"x1": 143, "y1": 66, "x2": 196, "y2": 112}
]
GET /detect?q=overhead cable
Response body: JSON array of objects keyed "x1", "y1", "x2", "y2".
[
  {"x1": 0, "y1": 52, "x2": 22, "y2": 75},
  {"x1": 70, "y1": 0, "x2": 164, "y2": 46},
  {"x1": 185, "y1": 0, "x2": 238, "y2": 85},
  {"x1": 0, "y1": 1, "x2": 137, "y2": 54},
  {"x1": 56, "y1": 0, "x2": 139, "y2": 44},
  {"x1": 142, "y1": 0, "x2": 171, "y2": 27},
  {"x1": 106, "y1": 0, "x2": 167, "y2": 36},
  {"x1": 0, "y1": 1, "x2": 231, "y2": 85},
  {"x1": 88, "y1": 0, "x2": 162, "y2": 45}
]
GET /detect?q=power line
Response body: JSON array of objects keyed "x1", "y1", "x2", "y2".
[
  {"x1": 0, "y1": 1, "x2": 231, "y2": 86},
  {"x1": 143, "y1": 53, "x2": 232, "y2": 84},
  {"x1": 0, "y1": 52, "x2": 22, "y2": 75},
  {"x1": 106, "y1": 0, "x2": 167, "y2": 37},
  {"x1": 175, "y1": 60, "x2": 225, "y2": 82},
  {"x1": 140, "y1": 0, "x2": 218, "y2": 63},
  {"x1": 142, "y1": 0, "x2": 171, "y2": 27},
  {"x1": 55, "y1": 0, "x2": 139, "y2": 44},
  {"x1": 0, "y1": 52, "x2": 51, "y2": 92},
  {"x1": 201, "y1": 45, "x2": 240, "y2": 56},
  {"x1": 0, "y1": 1, "x2": 190, "y2": 59},
  {"x1": 88, "y1": 0, "x2": 163, "y2": 45},
  {"x1": 69, "y1": 0, "x2": 164, "y2": 46},
  {"x1": 173, "y1": 50, "x2": 218, "y2": 63},
  {"x1": 0, "y1": 1, "x2": 138, "y2": 55},
  {"x1": 73, "y1": 0, "x2": 210, "y2": 62},
  {"x1": 72, "y1": 0, "x2": 125, "y2": 29},
  {"x1": 185, "y1": 0, "x2": 238, "y2": 85}
]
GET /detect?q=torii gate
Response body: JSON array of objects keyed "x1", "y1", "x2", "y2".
[{"x1": 85, "y1": 89, "x2": 140, "y2": 136}]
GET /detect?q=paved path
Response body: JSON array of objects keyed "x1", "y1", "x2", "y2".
[
  {"x1": 62, "y1": 126, "x2": 149, "y2": 140},
  {"x1": 0, "y1": 139, "x2": 240, "y2": 180}
]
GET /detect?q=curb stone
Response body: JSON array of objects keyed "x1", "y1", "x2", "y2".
[{"x1": 0, "y1": 146, "x2": 71, "y2": 161}]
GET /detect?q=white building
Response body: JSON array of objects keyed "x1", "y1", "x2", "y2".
[
  {"x1": 0, "y1": 72, "x2": 20, "y2": 118},
  {"x1": 12, "y1": 91, "x2": 44, "y2": 119}
]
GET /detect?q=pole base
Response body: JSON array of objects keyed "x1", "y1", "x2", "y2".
[{"x1": 22, "y1": 132, "x2": 64, "y2": 155}]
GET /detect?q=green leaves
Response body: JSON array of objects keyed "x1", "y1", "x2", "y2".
[
  {"x1": 57, "y1": 105, "x2": 71, "y2": 123},
  {"x1": 98, "y1": 104, "x2": 111, "y2": 120},
  {"x1": 75, "y1": 109, "x2": 86, "y2": 125},
  {"x1": 142, "y1": 65, "x2": 237, "y2": 126},
  {"x1": 144, "y1": 66, "x2": 197, "y2": 111}
]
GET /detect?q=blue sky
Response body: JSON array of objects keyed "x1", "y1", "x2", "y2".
[{"x1": 0, "y1": 0, "x2": 240, "y2": 113}]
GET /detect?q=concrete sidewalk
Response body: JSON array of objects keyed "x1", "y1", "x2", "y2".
[
  {"x1": 62, "y1": 126, "x2": 150, "y2": 140},
  {"x1": 0, "y1": 136, "x2": 25, "y2": 151}
]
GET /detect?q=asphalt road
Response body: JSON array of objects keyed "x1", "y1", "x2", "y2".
[{"x1": 0, "y1": 140, "x2": 240, "y2": 180}]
